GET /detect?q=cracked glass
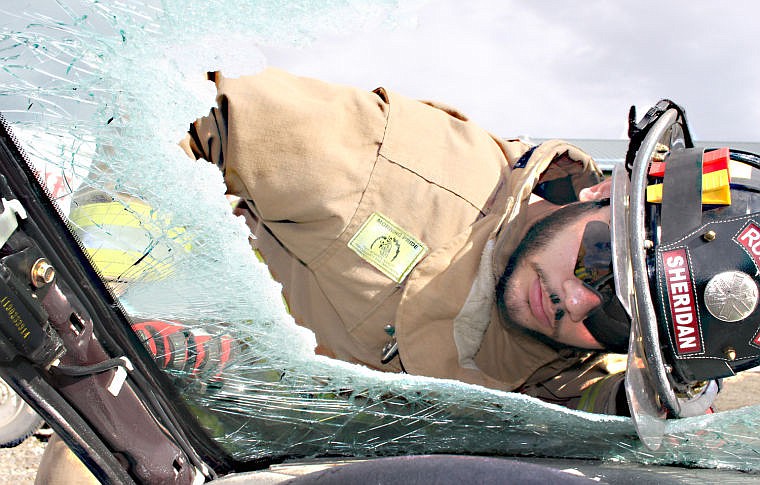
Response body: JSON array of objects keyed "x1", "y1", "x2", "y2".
[{"x1": 1, "y1": 0, "x2": 760, "y2": 473}]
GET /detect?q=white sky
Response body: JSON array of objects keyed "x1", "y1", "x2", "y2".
[
  {"x1": 258, "y1": 0, "x2": 760, "y2": 142},
  {"x1": 3, "y1": 0, "x2": 760, "y2": 141}
]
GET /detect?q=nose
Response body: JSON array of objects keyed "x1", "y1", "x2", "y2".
[{"x1": 562, "y1": 278, "x2": 603, "y2": 322}]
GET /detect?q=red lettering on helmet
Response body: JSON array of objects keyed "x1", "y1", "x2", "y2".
[
  {"x1": 736, "y1": 222, "x2": 760, "y2": 271},
  {"x1": 753, "y1": 329, "x2": 760, "y2": 348},
  {"x1": 662, "y1": 248, "x2": 702, "y2": 354}
]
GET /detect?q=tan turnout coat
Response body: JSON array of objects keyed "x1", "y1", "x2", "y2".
[{"x1": 183, "y1": 68, "x2": 624, "y2": 411}]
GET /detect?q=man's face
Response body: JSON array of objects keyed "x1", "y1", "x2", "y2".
[{"x1": 497, "y1": 202, "x2": 612, "y2": 350}]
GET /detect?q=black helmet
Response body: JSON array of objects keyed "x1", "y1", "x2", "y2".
[{"x1": 613, "y1": 100, "x2": 760, "y2": 449}]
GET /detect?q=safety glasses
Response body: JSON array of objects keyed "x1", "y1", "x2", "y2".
[
  {"x1": 574, "y1": 220, "x2": 631, "y2": 353},
  {"x1": 574, "y1": 220, "x2": 614, "y2": 291}
]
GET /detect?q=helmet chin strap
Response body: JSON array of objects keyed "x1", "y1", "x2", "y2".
[{"x1": 583, "y1": 303, "x2": 631, "y2": 354}]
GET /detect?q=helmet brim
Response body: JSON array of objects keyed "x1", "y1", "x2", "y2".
[
  {"x1": 616, "y1": 108, "x2": 719, "y2": 450},
  {"x1": 611, "y1": 160, "x2": 669, "y2": 449}
]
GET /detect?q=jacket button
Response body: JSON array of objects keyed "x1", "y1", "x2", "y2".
[{"x1": 381, "y1": 324, "x2": 398, "y2": 364}]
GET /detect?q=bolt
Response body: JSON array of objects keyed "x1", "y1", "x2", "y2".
[
  {"x1": 703, "y1": 230, "x2": 717, "y2": 242},
  {"x1": 31, "y1": 258, "x2": 55, "y2": 287},
  {"x1": 725, "y1": 347, "x2": 737, "y2": 361},
  {"x1": 651, "y1": 144, "x2": 670, "y2": 162}
]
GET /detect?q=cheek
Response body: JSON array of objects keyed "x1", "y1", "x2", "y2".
[
  {"x1": 560, "y1": 322, "x2": 603, "y2": 349},
  {"x1": 543, "y1": 245, "x2": 578, "y2": 277},
  {"x1": 558, "y1": 239, "x2": 581, "y2": 264},
  {"x1": 545, "y1": 233, "x2": 581, "y2": 268}
]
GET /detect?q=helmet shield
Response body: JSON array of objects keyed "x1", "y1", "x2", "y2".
[
  {"x1": 655, "y1": 216, "x2": 760, "y2": 382},
  {"x1": 610, "y1": 163, "x2": 668, "y2": 448}
]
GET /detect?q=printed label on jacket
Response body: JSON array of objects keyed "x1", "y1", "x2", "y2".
[{"x1": 348, "y1": 212, "x2": 428, "y2": 283}]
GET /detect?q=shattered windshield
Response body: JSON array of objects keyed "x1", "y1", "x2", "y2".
[{"x1": 2, "y1": 0, "x2": 760, "y2": 473}]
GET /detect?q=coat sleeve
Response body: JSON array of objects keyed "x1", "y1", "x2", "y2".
[
  {"x1": 526, "y1": 140, "x2": 603, "y2": 205},
  {"x1": 181, "y1": 68, "x2": 390, "y2": 265},
  {"x1": 518, "y1": 354, "x2": 629, "y2": 416}
]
